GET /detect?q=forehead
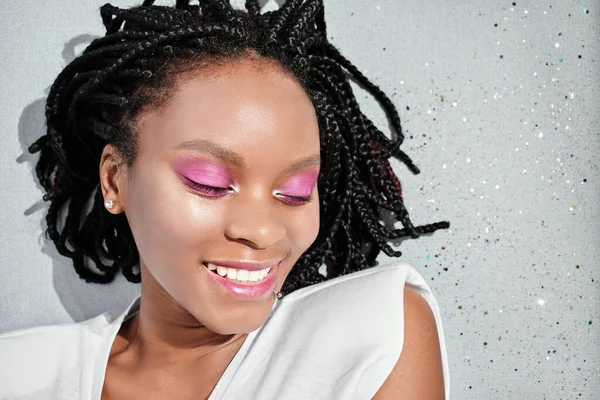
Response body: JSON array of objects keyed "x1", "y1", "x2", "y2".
[{"x1": 135, "y1": 58, "x2": 320, "y2": 164}]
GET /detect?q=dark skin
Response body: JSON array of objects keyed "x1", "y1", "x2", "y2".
[
  {"x1": 99, "y1": 58, "x2": 321, "y2": 399},
  {"x1": 98, "y1": 57, "x2": 445, "y2": 399}
]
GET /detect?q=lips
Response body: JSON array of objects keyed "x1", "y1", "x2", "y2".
[
  {"x1": 202, "y1": 260, "x2": 280, "y2": 299},
  {"x1": 203, "y1": 262, "x2": 272, "y2": 284}
]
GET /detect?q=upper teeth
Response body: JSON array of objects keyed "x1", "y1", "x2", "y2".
[{"x1": 205, "y1": 262, "x2": 271, "y2": 282}]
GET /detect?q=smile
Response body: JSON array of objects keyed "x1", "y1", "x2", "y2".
[
  {"x1": 201, "y1": 260, "x2": 281, "y2": 300},
  {"x1": 204, "y1": 262, "x2": 271, "y2": 283}
]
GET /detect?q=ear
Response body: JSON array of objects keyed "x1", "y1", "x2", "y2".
[{"x1": 99, "y1": 144, "x2": 128, "y2": 214}]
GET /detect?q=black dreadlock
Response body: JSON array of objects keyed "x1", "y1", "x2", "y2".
[{"x1": 28, "y1": 0, "x2": 450, "y2": 296}]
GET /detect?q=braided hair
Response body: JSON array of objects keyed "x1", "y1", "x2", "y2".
[{"x1": 28, "y1": 0, "x2": 450, "y2": 296}]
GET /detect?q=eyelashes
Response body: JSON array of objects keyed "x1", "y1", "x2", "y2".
[
  {"x1": 280, "y1": 194, "x2": 313, "y2": 206},
  {"x1": 184, "y1": 178, "x2": 229, "y2": 197},
  {"x1": 183, "y1": 177, "x2": 313, "y2": 206}
]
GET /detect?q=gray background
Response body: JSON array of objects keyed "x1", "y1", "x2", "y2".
[{"x1": 0, "y1": 0, "x2": 598, "y2": 398}]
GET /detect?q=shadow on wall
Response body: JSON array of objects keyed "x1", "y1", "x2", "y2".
[{"x1": 16, "y1": 33, "x2": 139, "y2": 323}]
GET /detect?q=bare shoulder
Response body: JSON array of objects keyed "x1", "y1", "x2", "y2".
[{"x1": 372, "y1": 284, "x2": 445, "y2": 400}]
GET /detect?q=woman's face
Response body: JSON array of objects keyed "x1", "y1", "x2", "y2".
[{"x1": 102, "y1": 58, "x2": 320, "y2": 334}]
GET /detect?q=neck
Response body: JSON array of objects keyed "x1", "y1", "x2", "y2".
[{"x1": 114, "y1": 272, "x2": 247, "y2": 368}]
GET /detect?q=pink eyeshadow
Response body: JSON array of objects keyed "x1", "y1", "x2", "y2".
[
  {"x1": 278, "y1": 170, "x2": 319, "y2": 197},
  {"x1": 171, "y1": 156, "x2": 233, "y2": 187}
]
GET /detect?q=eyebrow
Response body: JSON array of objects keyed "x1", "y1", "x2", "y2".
[{"x1": 175, "y1": 139, "x2": 320, "y2": 174}]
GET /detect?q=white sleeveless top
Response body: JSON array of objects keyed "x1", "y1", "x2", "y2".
[{"x1": 0, "y1": 261, "x2": 450, "y2": 399}]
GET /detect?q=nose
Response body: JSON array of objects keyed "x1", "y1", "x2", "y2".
[{"x1": 224, "y1": 192, "x2": 287, "y2": 249}]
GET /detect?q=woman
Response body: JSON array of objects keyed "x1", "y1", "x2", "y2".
[{"x1": 0, "y1": 1, "x2": 451, "y2": 398}]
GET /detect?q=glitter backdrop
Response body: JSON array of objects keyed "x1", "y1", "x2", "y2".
[{"x1": 0, "y1": 0, "x2": 597, "y2": 398}]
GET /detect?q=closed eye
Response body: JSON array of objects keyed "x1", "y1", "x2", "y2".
[
  {"x1": 183, "y1": 178, "x2": 231, "y2": 197},
  {"x1": 183, "y1": 177, "x2": 314, "y2": 205},
  {"x1": 275, "y1": 193, "x2": 313, "y2": 206}
]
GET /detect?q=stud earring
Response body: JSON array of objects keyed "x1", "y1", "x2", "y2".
[{"x1": 104, "y1": 199, "x2": 115, "y2": 210}]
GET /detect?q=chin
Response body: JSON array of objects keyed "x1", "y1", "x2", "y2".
[{"x1": 189, "y1": 298, "x2": 274, "y2": 335}]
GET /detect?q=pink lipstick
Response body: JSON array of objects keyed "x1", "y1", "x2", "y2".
[{"x1": 202, "y1": 261, "x2": 280, "y2": 300}]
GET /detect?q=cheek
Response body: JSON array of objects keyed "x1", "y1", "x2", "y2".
[
  {"x1": 125, "y1": 175, "x2": 221, "y2": 265},
  {"x1": 288, "y1": 199, "x2": 320, "y2": 253}
]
